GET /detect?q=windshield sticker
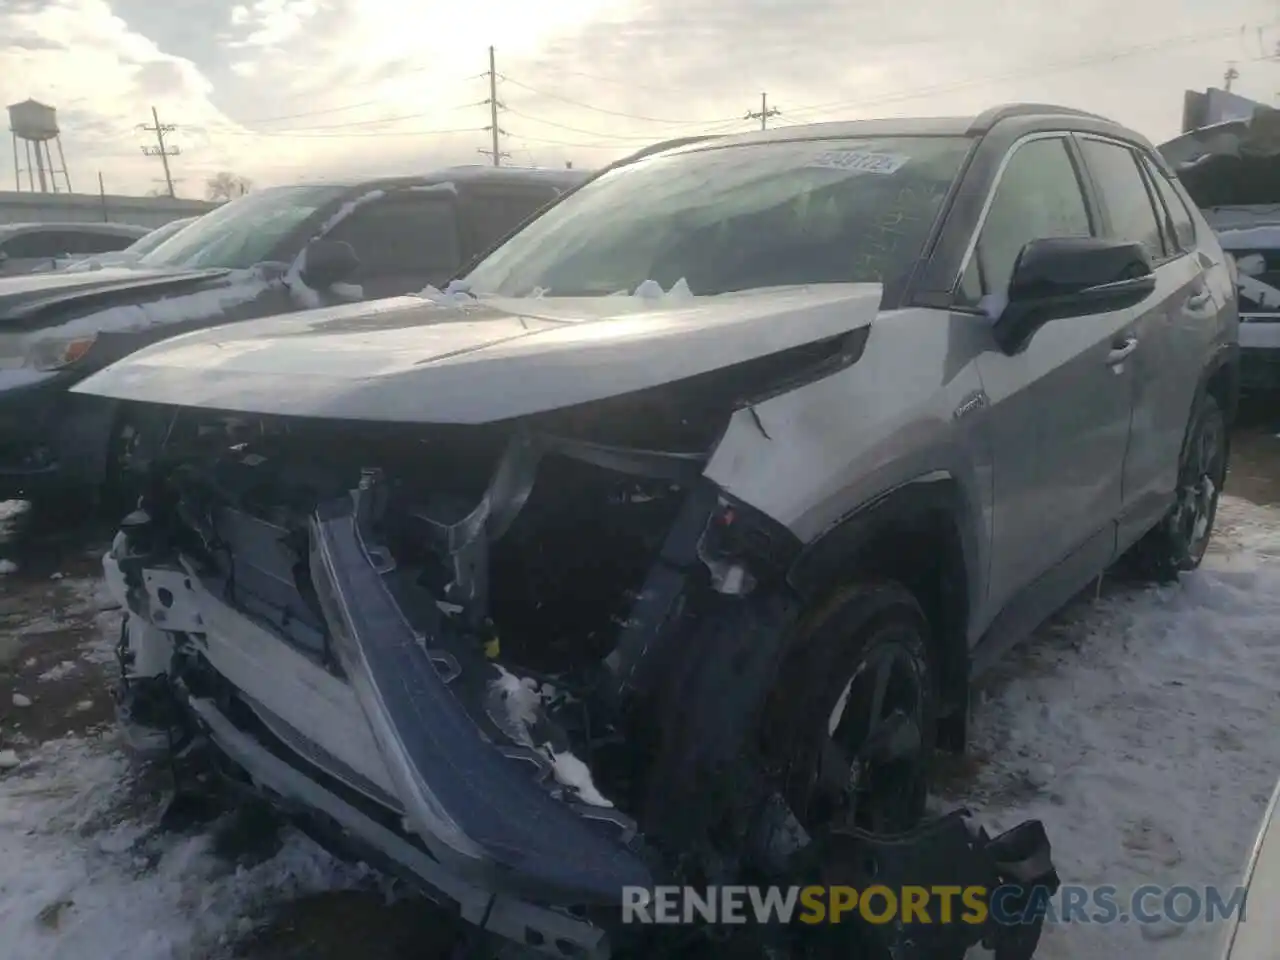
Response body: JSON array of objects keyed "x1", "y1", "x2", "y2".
[{"x1": 806, "y1": 150, "x2": 910, "y2": 174}]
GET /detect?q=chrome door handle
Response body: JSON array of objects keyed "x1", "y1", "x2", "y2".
[
  {"x1": 1186, "y1": 287, "x2": 1213, "y2": 309},
  {"x1": 1107, "y1": 337, "x2": 1139, "y2": 364}
]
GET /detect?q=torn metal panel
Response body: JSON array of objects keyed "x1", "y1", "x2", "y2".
[{"x1": 308, "y1": 486, "x2": 653, "y2": 902}]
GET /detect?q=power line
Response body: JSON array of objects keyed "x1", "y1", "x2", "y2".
[
  {"x1": 509, "y1": 116, "x2": 752, "y2": 151},
  {"x1": 524, "y1": 67, "x2": 700, "y2": 97},
  {"x1": 196, "y1": 119, "x2": 488, "y2": 138},
  {"x1": 502, "y1": 108, "x2": 730, "y2": 142},
  {"x1": 499, "y1": 74, "x2": 737, "y2": 125},
  {"x1": 222, "y1": 98, "x2": 488, "y2": 131},
  {"x1": 745, "y1": 92, "x2": 781, "y2": 130},
  {"x1": 779, "y1": 23, "x2": 1278, "y2": 123},
  {"x1": 138, "y1": 106, "x2": 180, "y2": 198}
]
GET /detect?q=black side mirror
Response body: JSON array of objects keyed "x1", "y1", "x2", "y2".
[
  {"x1": 992, "y1": 236, "x2": 1156, "y2": 353},
  {"x1": 301, "y1": 238, "x2": 359, "y2": 288}
]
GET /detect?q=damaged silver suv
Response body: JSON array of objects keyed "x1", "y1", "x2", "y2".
[{"x1": 74, "y1": 103, "x2": 1235, "y2": 960}]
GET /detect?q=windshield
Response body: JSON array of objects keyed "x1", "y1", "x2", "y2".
[
  {"x1": 138, "y1": 184, "x2": 346, "y2": 269},
  {"x1": 125, "y1": 218, "x2": 193, "y2": 256},
  {"x1": 461, "y1": 136, "x2": 972, "y2": 301}
]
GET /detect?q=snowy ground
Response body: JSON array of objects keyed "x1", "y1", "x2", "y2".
[{"x1": 2, "y1": 429, "x2": 1279, "y2": 959}]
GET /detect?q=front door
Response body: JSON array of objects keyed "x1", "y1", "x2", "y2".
[{"x1": 960, "y1": 135, "x2": 1137, "y2": 617}]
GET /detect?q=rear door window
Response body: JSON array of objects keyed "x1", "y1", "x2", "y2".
[
  {"x1": 324, "y1": 193, "x2": 463, "y2": 296},
  {"x1": 3, "y1": 229, "x2": 66, "y2": 259},
  {"x1": 1077, "y1": 138, "x2": 1168, "y2": 261},
  {"x1": 1141, "y1": 158, "x2": 1197, "y2": 253}
]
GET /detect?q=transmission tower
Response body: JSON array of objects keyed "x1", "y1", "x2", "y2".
[{"x1": 478, "y1": 46, "x2": 511, "y2": 166}]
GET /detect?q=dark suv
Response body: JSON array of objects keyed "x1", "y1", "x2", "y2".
[{"x1": 0, "y1": 166, "x2": 585, "y2": 501}]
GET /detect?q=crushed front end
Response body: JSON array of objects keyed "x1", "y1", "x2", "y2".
[{"x1": 104, "y1": 394, "x2": 1058, "y2": 960}]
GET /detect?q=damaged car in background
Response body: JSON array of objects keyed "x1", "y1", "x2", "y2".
[
  {"x1": 1161, "y1": 105, "x2": 1280, "y2": 391},
  {"x1": 0, "y1": 166, "x2": 583, "y2": 503},
  {"x1": 73, "y1": 102, "x2": 1241, "y2": 958}
]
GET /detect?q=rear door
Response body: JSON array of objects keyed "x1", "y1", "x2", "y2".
[
  {"x1": 322, "y1": 190, "x2": 465, "y2": 298},
  {"x1": 1072, "y1": 136, "x2": 1214, "y2": 547},
  {"x1": 963, "y1": 134, "x2": 1137, "y2": 615}
]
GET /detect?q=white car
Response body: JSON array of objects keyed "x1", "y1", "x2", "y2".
[
  {"x1": 1218, "y1": 778, "x2": 1280, "y2": 960},
  {"x1": 0, "y1": 221, "x2": 150, "y2": 276},
  {"x1": 61, "y1": 216, "x2": 197, "y2": 272}
]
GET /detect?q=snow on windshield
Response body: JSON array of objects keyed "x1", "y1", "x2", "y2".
[
  {"x1": 138, "y1": 185, "x2": 346, "y2": 271},
  {"x1": 461, "y1": 137, "x2": 971, "y2": 301}
]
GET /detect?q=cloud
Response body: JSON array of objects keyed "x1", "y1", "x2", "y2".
[{"x1": 0, "y1": 0, "x2": 1277, "y2": 196}]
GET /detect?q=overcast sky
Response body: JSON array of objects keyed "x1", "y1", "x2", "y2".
[{"x1": 2, "y1": 0, "x2": 1279, "y2": 198}]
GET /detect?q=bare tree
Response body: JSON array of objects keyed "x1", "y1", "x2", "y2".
[{"x1": 205, "y1": 171, "x2": 253, "y2": 202}]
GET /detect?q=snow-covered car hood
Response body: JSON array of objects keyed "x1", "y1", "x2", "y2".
[
  {"x1": 72, "y1": 283, "x2": 883, "y2": 424},
  {"x1": 0, "y1": 265, "x2": 232, "y2": 328}
]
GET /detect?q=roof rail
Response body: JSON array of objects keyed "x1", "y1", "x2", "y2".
[
  {"x1": 968, "y1": 103, "x2": 1116, "y2": 134},
  {"x1": 610, "y1": 134, "x2": 725, "y2": 169}
]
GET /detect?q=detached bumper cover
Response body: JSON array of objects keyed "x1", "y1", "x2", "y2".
[{"x1": 309, "y1": 492, "x2": 654, "y2": 904}]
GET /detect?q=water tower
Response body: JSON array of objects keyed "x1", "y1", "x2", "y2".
[{"x1": 8, "y1": 99, "x2": 72, "y2": 193}]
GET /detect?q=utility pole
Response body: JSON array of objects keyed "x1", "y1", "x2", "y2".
[
  {"x1": 746, "y1": 92, "x2": 781, "y2": 130},
  {"x1": 479, "y1": 46, "x2": 510, "y2": 167},
  {"x1": 1224, "y1": 63, "x2": 1240, "y2": 92},
  {"x1": 139, "y1": 106, "x2": 180, "y2": 198}
]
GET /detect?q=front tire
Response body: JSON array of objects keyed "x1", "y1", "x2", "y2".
[{"x1": 762, "y1": 581, "x2": 937, "y2": 836}]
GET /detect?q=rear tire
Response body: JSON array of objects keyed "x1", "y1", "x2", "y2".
[{"x1": 1128, "y1": 393, "x2": 1228, "y2": 582}]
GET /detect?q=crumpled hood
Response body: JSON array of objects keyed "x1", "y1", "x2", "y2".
[
  {"x1": 1160, "y1": 108, "x2": 1280, "y2": 210},
  {"x1": 0, "y1": 265, "x2": 232, "y2": 328},
  {"x1": 72, "y1": 283, "x2": 883, "y2": 424}
]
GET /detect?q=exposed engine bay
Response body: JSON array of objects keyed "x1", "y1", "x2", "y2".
[{"x1": 105, "y1": 383, "x2": 1060, "y2": 960}]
